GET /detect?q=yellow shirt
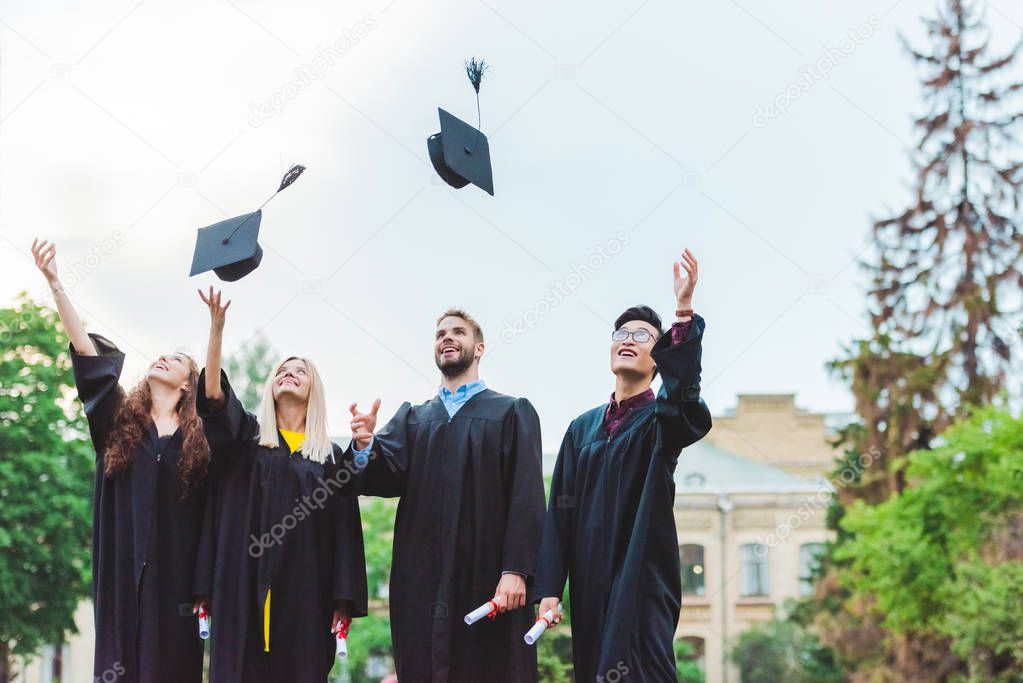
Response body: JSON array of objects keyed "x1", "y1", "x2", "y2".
[
  {"x1": 264, "y1": 429, "x2": 305, "y2": 651},
  {"x1": 279, "y1": 429, "x2": 305, "y2": 454}
]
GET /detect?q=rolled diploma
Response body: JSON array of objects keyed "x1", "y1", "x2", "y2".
[
  {"x1": 464, "y1": 598, "x2": 501, "y2": 625},
  {"x1": 335, "y1": 618, "x2": 351, "y2": 659},
  {"x1": 197, "y1": 609, "x2": 210, "y2": 640},
  {"x1": 523, "y1": 606, "x2": 562, "y2": 645}
]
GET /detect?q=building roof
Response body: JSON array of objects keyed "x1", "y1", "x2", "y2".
[{"x1": 674, "y1": 441, "x2": 832, "y2": 494}]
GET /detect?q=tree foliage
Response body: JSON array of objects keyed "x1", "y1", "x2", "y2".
[
  {"x1": 0, "y1": 295, "x2": 94, "y2": 679},
  {"x1": 224, "y1": 333, "x2": 277, "y2": 412},
  {"x1": 835, "y1": 405, "x2": 1023, "y2": 680},
  {"x1": 813, "y1": 3, "x2": 1023, "y2": 679},
  {"x1": 731, "y1": 612, "x2": 843, "y2": 683}
]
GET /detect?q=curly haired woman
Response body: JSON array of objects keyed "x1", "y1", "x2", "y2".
[{"x1": 32, "y1": 238, "x2": 212, "y2": 683}]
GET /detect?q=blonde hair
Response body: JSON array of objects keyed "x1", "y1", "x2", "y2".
[{"x1": 256, "y1": 356, "x2": 333, "y2": 464}]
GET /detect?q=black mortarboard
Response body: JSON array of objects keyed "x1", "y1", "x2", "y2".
[
  {"x1": 427, "y1": 58, "x2": 495, "y2": 196},
  {"x1": 428, "y1": 108, "x2": 494, "y2": 195},
  {"x1": 189, "y1": 165, "x2": 305, "y2": 281}
]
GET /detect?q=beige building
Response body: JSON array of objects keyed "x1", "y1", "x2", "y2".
[
  {"x1": 19, "y1": 393, "x2": 844, "y2": 683},
  {"x1": 675, "y1": 394, "x2": 845, "y2": 683}
]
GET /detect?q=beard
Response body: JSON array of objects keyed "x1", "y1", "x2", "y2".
[{"x1": 435, "y1": 345, "x2": 475, "y2": 378}]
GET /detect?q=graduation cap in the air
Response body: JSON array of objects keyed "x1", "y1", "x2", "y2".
[
  {"x1": 427, "y1": 57, "x2": 494, "y2": 196},
  {"x1": 189, "y1": 165, "x2": 306, "y2": 281}
]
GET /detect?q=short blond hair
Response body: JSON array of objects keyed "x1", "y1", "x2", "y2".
[{"x1": 436, "y1": 308, "x2": 484, "y2": 343}]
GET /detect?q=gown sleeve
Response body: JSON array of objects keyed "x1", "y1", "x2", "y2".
[
  {"x1": 343, "y1": 401, "x2": 413, "y2": 498},
  {"x1": 70, "y1": 333, "x2": 126, "y2": 460},
  {"x1": 533, "y1": 427, "x2": 576, "y2": 602},
  {"x1": 499, "y1": 398, "x2": 545, "y2": 582},
  {"x1": 331, "y1": 445, "x2": 369, "y2": 618},
  {"x1": 196, "y1": 368, "x2": 259, "y2": 455},
  {"x1": 651, "y1": 313, "x2": 713, "y2": 453}
]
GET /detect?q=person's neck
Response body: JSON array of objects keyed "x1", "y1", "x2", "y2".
[
  {"x1": 440, "y1": 366, "x2": 480, "y2": 394},
  {"x1": 149, "y1": 383, "x2": 181, "y2": 423},
  {"x1": 613, "y1": 374, "x2": 652, "y2": 405},
  {"x1": 275, "y1": 399, "x2": 307, "y2": 433}
]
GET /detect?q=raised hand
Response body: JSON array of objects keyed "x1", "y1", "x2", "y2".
[
  {"x1": 31, "y1": 238, "x2": 60, "y2": 286},
  {"x1": 348, "y1": 399, "x2": 381, "y2": 450},
  {"x1": 673, "y1": 248, "x2": 698, "y2": 309},
  {"x1": 30, "y1": 238, "x2": 96, "y2": 354},
  {"x1": 197, "y1": 286, "x2": 231, "y2": 332},
  {"x1": 198, "y1": 287, "x2": 230, "y2": 403}
]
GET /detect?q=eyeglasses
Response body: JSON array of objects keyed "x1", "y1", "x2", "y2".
[{"x1": 611, "y1": 328, "x2": 657, "y2": 343}]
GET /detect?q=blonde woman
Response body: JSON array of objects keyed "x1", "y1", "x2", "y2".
[
  {"x1": 31, "y1": 239, "x2": 211, "y2": 683},
  {"x1": 195, "y1": 288, "x2": 367, "y2": 683}
]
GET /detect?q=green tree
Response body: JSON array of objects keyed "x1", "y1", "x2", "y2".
[
  {"x1": 332, "y1": 613, "x2": 394, "y2": 683},
  {"x1": 812, "y1": 2, "x2": 1023, "y2": 678},
  {"x1": 674, "y1": 639, "x2": 703, "y2": 683},
  {"x1": 536, "y1": 630, "x2": 573, "y2": 683},
  {"x1": 0, "y1": 295, "x2": 94, "y2": 682},
  {"x1": 731, "y1": 615, "x2": 842, "y2": 683},
  {"x1": 224, "y1": 333, "x2": 277, "y2": 411},
  {"x1": 836, "y1": 405, "x2": 1023, "y2": 680},
  {"x1": 331, "y1": 497, "x2": 398, "y2": 682},
  {"x1": 359, "y1": 498, "x2": 396, "y2": 600}
]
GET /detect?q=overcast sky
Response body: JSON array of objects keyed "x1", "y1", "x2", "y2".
[{"x1": 2, "y1": 0, "x2": 1021, "y2": 451}]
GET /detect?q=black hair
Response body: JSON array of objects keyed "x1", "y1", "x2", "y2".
[
  {"x1": 614, "y1": 305, "x2": 664, "y2": 338},
  {"x1": 613, "y1": 305, "x2": 663, "y2": 379}
]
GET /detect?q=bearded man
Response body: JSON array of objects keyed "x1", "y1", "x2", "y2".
[{"x1": 346, "y1": 309, "x2": 545, "y2": 683}]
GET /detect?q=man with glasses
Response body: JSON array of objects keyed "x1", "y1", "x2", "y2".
[{"x1": 535, "y1": 248, "x2": 712, "y2": 682}]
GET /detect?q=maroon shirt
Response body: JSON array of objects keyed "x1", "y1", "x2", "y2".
[{"x1": 604, "y1": 319, "x2": 692, "y2": 436}]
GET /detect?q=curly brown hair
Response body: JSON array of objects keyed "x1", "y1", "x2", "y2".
[{"x1": 103, "y1": 355, "x2": 211, "y2": 497}]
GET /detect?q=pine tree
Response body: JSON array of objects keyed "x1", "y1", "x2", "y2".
[
  {"x1": 870, "y1": 0, "x2": 1023, "y2": 410},
  {"x1": 812, "y1": 3, "x2": 1023, "y2": 680}
]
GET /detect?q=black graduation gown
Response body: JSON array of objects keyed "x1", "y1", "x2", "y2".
[
  {"x1": 345, "y1": 389, "x2": 545, "y2": 683},
  {"x1": 534, "y1": 315, "x2": 713, "y2": 683},
  {"x1": 71, "y1": 334, "x2": 207, "y2": 683},
  {"x1": 195, "y1": 370, "x2": 368, "y2": 683}
]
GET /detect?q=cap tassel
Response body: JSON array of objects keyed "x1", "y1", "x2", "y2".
[
  {"x1": 276, "y1": 164, "x2": 306, "y2": 193},
  {"x1": 223, "y1": 164, "x2": 306, "y2": 245},
  {"x1": 464, "y1": 58, "x2": 489, "y2": 155},
  {"x1": 465, "y1": 57, "x2": 488, "y2": 95}
]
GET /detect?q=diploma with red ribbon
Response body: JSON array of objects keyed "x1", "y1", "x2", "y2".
[
  {"x1": 335, "y1": 617, "x2": 352, "y2": 659},
  {"x1": 523, "y1": 605, "x2": 562, "y2": 645},
  {"x1": 197, "y1": 606, "x2": 210, "y2": 640},
  {"x1": 464, "y1": 597, "x2": 503, "y2": 625}
]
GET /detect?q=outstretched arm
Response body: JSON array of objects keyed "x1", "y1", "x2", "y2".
[
  {"x1": 654, "y1": 248, "x2": 712, "y2": 449},
  {"x1": 32, "y1": 239, "x2": 96, "y2": 356},
  {"x1": 198, "y1": 287, "x2": 231, "y2": 406},
  {"x1": 195, "y1": 288, "x2": 257, "y2": 454}
]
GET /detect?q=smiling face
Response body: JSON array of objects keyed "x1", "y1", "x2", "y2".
[
  {"x1": 434, "y1": 315, "x2": 483, "y2": 378},
  {"x1": 610, "y1": 319, "x2": 659, "y2": 381},
  {"x1": 271, "y1": 357, "x2": 311, "y2": 403},
  {"x1": 146, "y1": 353, "x2": 191, "y2": 391}
]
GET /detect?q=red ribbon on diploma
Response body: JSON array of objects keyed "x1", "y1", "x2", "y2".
[
  {"x1": 338, "y1": 617, "x2": 351, "y2": 639},
  {"x1": 486, "y1": 600, "x2": 500, "y2": 620}
]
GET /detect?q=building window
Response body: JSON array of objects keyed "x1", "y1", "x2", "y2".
[
  {"x1": 681, "y1": 544, "x2": 705, "y2": 597},
  {"x1": 799, "y1": 542, "x2": 826, "y2": 596},
  {"x1": 740, "y1": 543, "x2": 770, "y2": 597},
  {"x1": 684, "y1": 472, "x2": 706, "y2": 487}
]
